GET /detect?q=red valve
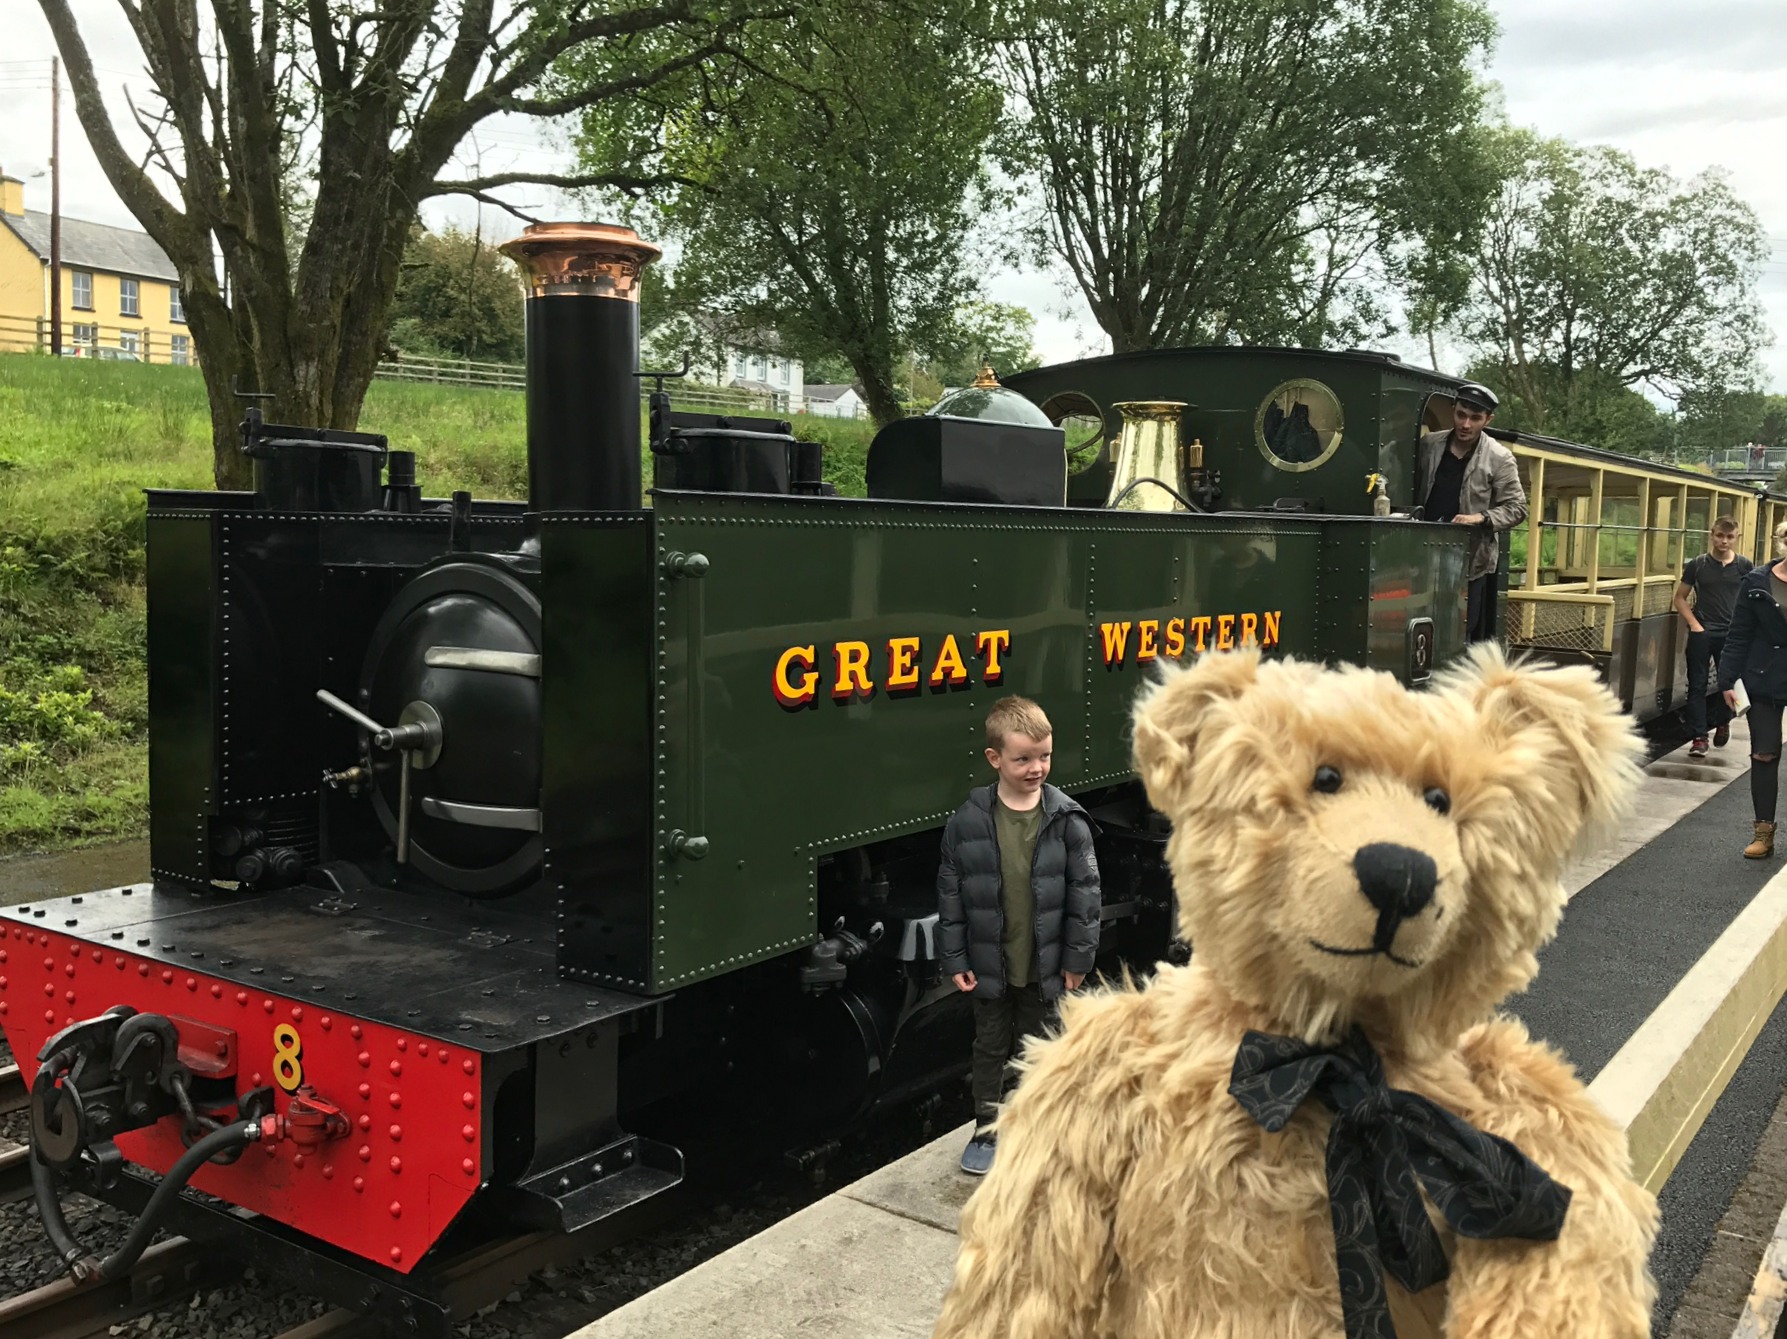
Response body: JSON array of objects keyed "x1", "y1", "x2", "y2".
[{"x1": 257, "y1": 1085, "x2": 350, "y2": 1148}]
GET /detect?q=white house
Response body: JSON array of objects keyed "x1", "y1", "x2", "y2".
[
  {"x1": 642, "y1": 312, "x2": 805, "y2": 413},
  {"x1": 803, "y1": 384, "x2": 865, "y2": 419}
]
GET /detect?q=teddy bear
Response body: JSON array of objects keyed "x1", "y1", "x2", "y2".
[{"x1": 931, "y1": 644, "x2": 1658, "y2": 1339}]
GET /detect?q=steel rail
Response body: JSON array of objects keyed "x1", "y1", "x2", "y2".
[
  {"x1": 0, "y1": 1144, "x2": 32, "y2": 1204},
  {"x1": 1, "y1": 1062, "x2": 26, "y2": 1114},
  {"x1": 0, "y1": 1147, "x2": 692, "y2": 1339},
  {"x1": 0, "y1": 1236, "x2": 214, "y2": 1339}
]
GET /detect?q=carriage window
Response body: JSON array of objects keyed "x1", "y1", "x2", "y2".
[
  {"x1": 1255, "y1": 379, "x2": 1344, "y2": 472},
  {"x1": 1039, "y1": 391, "x2": 1108, "y2": 476}
]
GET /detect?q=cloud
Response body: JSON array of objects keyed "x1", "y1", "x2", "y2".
[
  {"x1": 1490, "y1": 0, "x2": 1787, "y2": 72},
  {"x1": 1564, "y1": 91, "x2": 1787, "y2": 140}
]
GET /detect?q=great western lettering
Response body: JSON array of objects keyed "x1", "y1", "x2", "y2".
[
  {"x1": 772, "y1": 610, "x2": 1284, "y2": 706},
  {"x1": 773, "y1": 630, "x2": 1010, "y2": 707},
  {"x1": 1098, "y1": 610, "x2": 1282, "y2": 666}
]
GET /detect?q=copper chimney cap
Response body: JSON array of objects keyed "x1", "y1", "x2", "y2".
[{"x1": 499, "y1": 222, "x2": 662, "y2": 301}]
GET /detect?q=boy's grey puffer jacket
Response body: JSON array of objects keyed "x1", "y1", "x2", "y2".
[{"x1": 936, "y1": 783, "x2": 1100, "y2": 1001}]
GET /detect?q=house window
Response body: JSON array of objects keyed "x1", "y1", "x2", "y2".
[
  {"x1": 732, "y1": 353, "x2": 747, "y2": 378},
  {"x1": 71, "y1": 270, "x2": 93, "y2": 310},
  {"x1": 170, "y1": 286, "x2": 184, "y2": 323},
  {"x1": 170, "y1": 334, "x2": 191, "y2": 366},
  {"x1": 753, "y1": 357, "x2": 767, "y2": 381},
  {"x1": 119, "y1": 330, "x2": 141, "y2": 356},
  {"x1": 120, "y1": 278, "x2": 139, "y2": 317},
  {"x1": 777, "y1": 361, "x2": 790, "y2": 386},
  {"x1": 71, "y1": 323, "x2": 97, "y2": 349}
]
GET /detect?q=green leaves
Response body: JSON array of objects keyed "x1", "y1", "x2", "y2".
[
  {"x1": 998, "y1": 0, "x2": 1498, "y2": 352},
  {"x1": 1460, "y1": 129, "x2": 1771, "y2": 434},
  {"x1": 570, "y1": 0, "x2": 1006, "y2": 423},
  {"x1": 387, "y1": 226, "x2": 527, "y2": 364}
]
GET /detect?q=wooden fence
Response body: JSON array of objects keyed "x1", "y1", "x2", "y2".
[
  {"x1": 0, "y1": 312, "x2": 197, "y2": 365},
  {"x1": 370, "y1": 351, "x2": 861, "y2": 417},
  {"x1": 0, "y1": 322, "x2": 880, "y2": 419}
]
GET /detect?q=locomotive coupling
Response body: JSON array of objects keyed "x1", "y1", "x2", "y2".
[
  {"x1": 31, "y1": 1008, "x2": 191, "y2": 1170},
  {"x1": 29, "y1": 1007, "x2": 267, "y2": 1285}
]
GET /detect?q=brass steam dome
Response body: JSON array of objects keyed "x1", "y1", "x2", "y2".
[{"x1": 927, "y1": 365, "x2": 1054, "y2": 429}]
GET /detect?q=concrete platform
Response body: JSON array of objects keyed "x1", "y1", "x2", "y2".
[
  {"x1": 576, "y1": 1131, "x2": 972, "y2": 1339},
  {"x1": 570, "y1": 729, "x2": 1783, "y2": 1339}
]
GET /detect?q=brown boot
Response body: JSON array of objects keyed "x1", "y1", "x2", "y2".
[{"x1": 1745, "y1": 822, "x2": 1776, "y2": 859}]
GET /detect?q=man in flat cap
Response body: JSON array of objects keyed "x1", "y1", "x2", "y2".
[{"x1": 1416, "y1": 383, "x2": 1527, "y2": 643}]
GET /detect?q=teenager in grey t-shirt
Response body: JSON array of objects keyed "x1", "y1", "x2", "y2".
[{"x1": 1675, "y1": 520, "x2": 1751, "y2": 753}]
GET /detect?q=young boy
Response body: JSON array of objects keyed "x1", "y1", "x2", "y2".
[
  {"x1": 1675, "y1": 516, "x2": 1752, "y2": 757},
  {"x1": 937, "y1": 696, "x2": 1101, "y2": 1175}
]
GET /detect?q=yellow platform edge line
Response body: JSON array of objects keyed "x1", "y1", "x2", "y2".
[{"x1": 1587, "y1": 862, "x2": 1787, "y2": 1193}]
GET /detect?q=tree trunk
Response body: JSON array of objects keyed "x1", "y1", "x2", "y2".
[{"x1": 856, "y1": 363, "x2": 905, "y2": 427}]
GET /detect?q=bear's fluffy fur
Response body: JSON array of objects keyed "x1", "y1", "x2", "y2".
[{"x1": 932, "y1": 645, "x2": 1658, "y2": 1338}]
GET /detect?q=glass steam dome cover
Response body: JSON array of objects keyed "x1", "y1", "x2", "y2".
[{"x1": 927, "y1": 366, "x2": 1054, "y2": 428}]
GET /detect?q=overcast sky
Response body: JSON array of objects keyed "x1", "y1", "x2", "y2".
[{"x1": 1, "y1": 0, "x2": 1783, "y2": 391}]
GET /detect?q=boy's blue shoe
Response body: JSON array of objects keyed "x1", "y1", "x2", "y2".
[{"x1": 960, "y1": 1127, "x2": 996, "y2": 1175}]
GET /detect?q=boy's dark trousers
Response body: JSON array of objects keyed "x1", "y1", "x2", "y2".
[
  {"x1": 971, "y1": 983, "x2": 1051, "y2": 1126},
  {"x1": 1686, "y1": 628, "x2": 1731, "y2": 737}
]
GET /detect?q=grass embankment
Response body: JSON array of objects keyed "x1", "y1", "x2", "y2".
[{"x1": 0, "y1": 355, "x2": 876, "y2": 854}]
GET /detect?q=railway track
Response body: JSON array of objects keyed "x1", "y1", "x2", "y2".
[
  {"x1": 1, "y1": 1062, "x2": 24, "y2": 1114},
  {"x1": 0, "y1": 1236, "x2": 216, "y2": 1339},
  {"x1": 0, "y1": 1179, "x2": 694, "y2": 1339}
]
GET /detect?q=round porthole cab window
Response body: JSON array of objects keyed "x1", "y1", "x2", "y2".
[
  {"x1": 1039, "y1": 391, "x2": 1108, "y2": 476},
  {"x1": 1255, "y1": 379, "x2": 1344, "y2": 473}
]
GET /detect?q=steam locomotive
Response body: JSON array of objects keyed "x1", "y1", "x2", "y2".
[{"x1": 5, "y1": 223, "x2": 1470, "y2": 1332}]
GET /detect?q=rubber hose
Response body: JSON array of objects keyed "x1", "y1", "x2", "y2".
[
  {"x1": 91, "y1": 1121, "x2": 257, "y2": 1282},
  {"x1": 28, "y1": 1050, "x2": 85, "y2": 1270},
  {"x1": 29, "y1": 1144, "x2": 88, "y2": 1271},
  {"x1": 33, "y1": 1120, "x2": 257, "y2": 1283}
]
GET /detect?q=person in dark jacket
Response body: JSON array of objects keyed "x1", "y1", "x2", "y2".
[
  {"x1": 1719, "y1": 519, "x2": 1787, "y2": 858},
  {"x1": 937, "y1": 695, "x2": 1100, "y2": 1175}
]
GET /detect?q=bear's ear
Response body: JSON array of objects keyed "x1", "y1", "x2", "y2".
[
  {"x1": 1131, "y1": 650, "x2": 1261, "y2": 813},
  {"x1": 1439, "y1": 642, "x2": 1642, "y2": 839}
]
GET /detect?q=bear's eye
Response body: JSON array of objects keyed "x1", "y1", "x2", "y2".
[
  {"x1": 1312, "y1": 766, "x2": 1343, "y2": 794},
  {"x1": 1424, "y1": 787, "x2": 1451, "y2": 815}
]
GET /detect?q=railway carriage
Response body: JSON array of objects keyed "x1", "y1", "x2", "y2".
[{"x1": 4, "y1": 223, "x2": 1763, "y2": 1331}]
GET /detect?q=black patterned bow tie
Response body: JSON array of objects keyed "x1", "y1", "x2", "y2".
[{"x1": 1228, "y1": 1027, "x2": 1571, "y2": 1339}]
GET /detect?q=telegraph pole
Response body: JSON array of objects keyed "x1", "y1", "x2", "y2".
[{"x1": 49, "y1": 55, "x2": 61, "y2": 357}]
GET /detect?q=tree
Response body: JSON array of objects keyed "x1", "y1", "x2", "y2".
[
  {"x1": 41, "y1": 1, "x2": 779, "y2": 486},
  {"x1": 1465, "y1": 358, "x2": 1677, "y2": 460},
  {"x1": 932, "y1": 302, "x2": 1041, "y2": 386},
  {"x1": 1765, "y1": 397, "x2": 1787, "y2": 451},
  {"x1": 575, "y1": 1, "x2": 1004, "y2": 425},
  {"x1": 387, "y1": 226, "x2": 525, "y2": 364},
  {"x1": 1459, "y1": 129, "x2": 1771, "y2": 436},
  {"x1": 998, "y1": 0, "x2": 1497, "y2": 354},
  {"x1": 1676, "y1": 388, "x2": 1765, "y2": 464}
]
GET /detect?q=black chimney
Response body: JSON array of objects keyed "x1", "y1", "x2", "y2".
[{"x1": 498, "y1": 223, "x2": 662, "y2": 512}]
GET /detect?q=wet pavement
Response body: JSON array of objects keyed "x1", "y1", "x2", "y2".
[{"x1": 0, "y1": 839, "x2": 149, "y2": 907}]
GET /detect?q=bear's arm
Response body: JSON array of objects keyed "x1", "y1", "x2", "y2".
[
  {"x1": 1440, "y1": 1016, "x2": 1658, "y2": 1339},
  {"x1": 932, "y1": 991, "x2": 1145, "y2": 1339}
]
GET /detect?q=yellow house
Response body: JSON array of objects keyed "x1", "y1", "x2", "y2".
[{"x1": 0, "y1": 170, "x2": 194, "y2": 366}]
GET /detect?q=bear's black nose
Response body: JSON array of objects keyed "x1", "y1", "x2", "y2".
[{"x1": 1352, "y1": 843, "x2": 1438, "y2": 924}]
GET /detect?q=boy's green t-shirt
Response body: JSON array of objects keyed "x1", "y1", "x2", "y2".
[{"x1": 996, "y1": 797, "x2": 1044, "y2": 988}]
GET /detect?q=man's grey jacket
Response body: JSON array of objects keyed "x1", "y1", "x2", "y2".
[{"x1": 1415, "y1": 429, "x2": 1529, "y2": 580}]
